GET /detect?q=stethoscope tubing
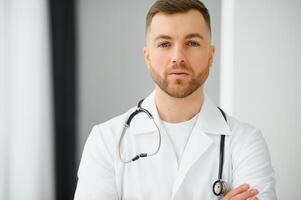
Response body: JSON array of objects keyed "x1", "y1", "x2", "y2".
[
  {"x1": 118, "y1": 99, "x2": 228, "y2": 196},
  {"x1": 118, "y1": 100, "x2": 162, "y2": 163}
]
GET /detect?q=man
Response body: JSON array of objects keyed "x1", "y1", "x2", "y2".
[{"x1": 74, "y1": 0, "x2": 277, "y2": 199}]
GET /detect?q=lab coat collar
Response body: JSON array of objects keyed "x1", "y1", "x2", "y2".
[
  {"x1": 198, "y1": 93, "x2": 231, "y2": 135},
  {"x1": 130, "y1": 90, "x2": 231, "y2": 136}
]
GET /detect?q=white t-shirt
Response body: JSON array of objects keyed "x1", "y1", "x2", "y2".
[{"x1": 162, "y1": 113, "x2": 199, "y2": 165}]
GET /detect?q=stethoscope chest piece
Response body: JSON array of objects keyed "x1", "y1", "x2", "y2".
[{"x1": 213, "y1": 179, "x2": 227, "y2": 196}]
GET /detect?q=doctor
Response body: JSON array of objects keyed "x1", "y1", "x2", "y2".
[{"x1": 74, "y1": 0, "x2": 277, "y2": 199}]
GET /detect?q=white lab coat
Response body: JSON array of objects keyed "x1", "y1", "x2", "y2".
[{"x1": 74, "y1": 91, "x2": 277, "y2": 200}]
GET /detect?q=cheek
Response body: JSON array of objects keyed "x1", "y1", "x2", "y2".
[
  {"x1": 150, "y1": 51, "x2": 170, "y2": 71},
  {"x1": 189, "y1": 51, "x2": 210, "y2": 72}
]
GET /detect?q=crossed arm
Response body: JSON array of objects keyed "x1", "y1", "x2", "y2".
[{"x1": 222, "y1": 184, "x2": 258, "y2": 200}]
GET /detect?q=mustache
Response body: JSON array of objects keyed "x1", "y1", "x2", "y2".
[{"x1": 167, "y1": 63, "x2": 192, "y2": 73}]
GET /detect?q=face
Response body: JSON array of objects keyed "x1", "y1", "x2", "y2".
[{"x1": 143, "y1": 9, "x2": 215, "y2": 98}]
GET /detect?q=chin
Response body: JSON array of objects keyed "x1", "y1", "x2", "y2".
[{"x1": 165, "y1": 88, "x2": 195, "y2": 98}]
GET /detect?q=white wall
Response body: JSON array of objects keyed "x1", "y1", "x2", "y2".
[{"x1": 221, "y1": 0, "x2": 301, "y2": 198}]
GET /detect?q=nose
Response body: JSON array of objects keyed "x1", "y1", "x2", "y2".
[{"x1": 171, "y1": 45, "x2": 186, "y2": 64}]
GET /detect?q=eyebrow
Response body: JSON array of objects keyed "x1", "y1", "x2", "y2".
[
  {"x1": 185, "y1": 33, "x2": 204, "y2": 40},
  {"x1": 154, "y1": 34, "x2": 172, "y2": 42},
  {"x1": 154, "y1": 33, "x2": 204, "y2": 42}
]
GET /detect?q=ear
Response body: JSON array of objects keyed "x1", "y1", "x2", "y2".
[
  {"x1": 208, "y1": 45, "x2": 216, "y2": 67},
  {"x1": 143, "y1": 47, "x2": 151, "y2": 70}
]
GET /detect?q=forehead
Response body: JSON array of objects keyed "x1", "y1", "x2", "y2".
[{"x1": 147, "y1": 9, "x2": 210, "y2": 41}]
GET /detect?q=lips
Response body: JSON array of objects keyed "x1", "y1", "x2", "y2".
[
  {"x1": 167, "y1": 70, "x2": 191, "y2": 80},
  {"x1": 168, "y1": 70, "x2": 190, "y2": 75}
]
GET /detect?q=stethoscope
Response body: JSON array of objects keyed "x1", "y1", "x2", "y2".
[{"x1": 118, "y1": 99, "x2": 228, "y2": 197}]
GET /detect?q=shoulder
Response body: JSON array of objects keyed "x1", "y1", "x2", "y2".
[
  {"x1": 91, "y1": 106, "x2": 137, "y2": 143},
  {"x1": 225, "y1": 114, "x2": 270, "y2": 159},
  {"x1": 226, "y1": 114, "x2": 263, "y2": 143},
  {"x1": 80, "y1": 106, "x2": 137, "y2": 164}
]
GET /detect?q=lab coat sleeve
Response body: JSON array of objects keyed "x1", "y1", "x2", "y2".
[
  {"x1": 231, "y1": 127, "x2": 277, "y2": 199},
  {"x1": 74, "y1": 125, "x2": 118, "y2": 200}
]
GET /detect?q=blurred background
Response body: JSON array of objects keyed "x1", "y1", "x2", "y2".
[{"x1": 0, "y1": 0, "x2": 300, "y2": 199}]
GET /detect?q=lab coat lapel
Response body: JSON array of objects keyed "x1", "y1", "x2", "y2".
[
  {"x1": 171, "y1": 115, "x2": 213, "y2": 198},
  {"x1": 172, "y1": 94, "x2": 231, "y2": 199}
]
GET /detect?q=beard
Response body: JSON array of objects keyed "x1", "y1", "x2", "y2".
[{"x1": 149, "y1": 62, "x2": 210, "y2": 98}]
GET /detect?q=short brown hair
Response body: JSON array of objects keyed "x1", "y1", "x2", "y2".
[{"x1": 146, "y1": 0, "x2": 211, "y2": 34}]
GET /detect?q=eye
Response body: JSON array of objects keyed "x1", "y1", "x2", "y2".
[
  {"x1": 158, "y1": 42, "x2": 171, "y2": 48},
  {"x1": 187, "y1": 41, "x2": 200, "y2": 47}
]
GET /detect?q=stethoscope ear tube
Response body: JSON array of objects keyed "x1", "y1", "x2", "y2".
[
  {"x1": 125, "y1": 100, "x2": 153, "y2": 126},
  {"x1": 119, "y1": 99, "x2": 161, "y2": 164}
]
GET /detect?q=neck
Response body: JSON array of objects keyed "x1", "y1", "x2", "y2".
[{"x1": 155, "y1": 86, "x2": 204, "y2": 123}]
